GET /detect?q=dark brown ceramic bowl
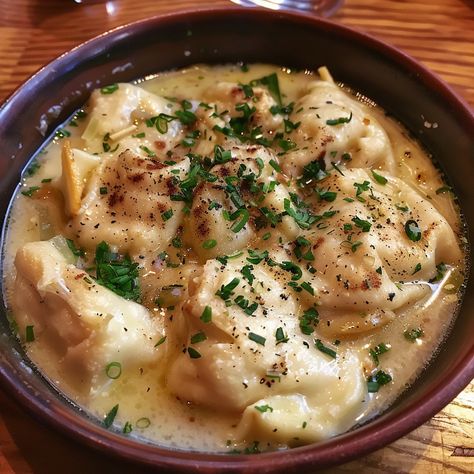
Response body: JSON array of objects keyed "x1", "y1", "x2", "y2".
[{"x1": 0, "y1": 7, "x2": 473, "y2": 473}]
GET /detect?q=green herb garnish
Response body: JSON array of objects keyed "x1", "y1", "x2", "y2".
[
  {"x1": 315, "y1": 339, "x2": 337, "y2": 358},
  {"x1": 248, "y1": 332, "x2": 266, "y2": 346},
  {"x1": 100, "y1": 84, "x2": 119, "y2": 94},
  {"x1": 405, "y1": 220, "x2": 422, "y2": 242},
  {"x1": 105, "y1": 361, "x2": 122, "y2": 379},
  {"x1": 104, "y1": 404, "x2": 119, "y2": 428}
]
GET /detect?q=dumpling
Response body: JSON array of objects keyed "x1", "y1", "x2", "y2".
[
  {"x1": 184, "y1": 145, "x2": 299, "y2": 260},
  {"x1": 69, "y1": 150, "x2": 190, "y2": 255},
  {"x1": 282, "y1": 167, "x2": 462, "y2": 336},
  {"x1": 81, "y1": 83, "x2": 183, "y2": 155},
  {"x1": 166, "y1": 252, "x2": 367, "y2": 443},
  {"x1": 12, "y1": 239, "x2": 163, "y2": 392},
  {"x1": 282, "y1": 75, "x2": 395, "y2": 177}
]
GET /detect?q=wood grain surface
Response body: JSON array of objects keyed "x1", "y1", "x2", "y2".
[{"x1": 0, "y1": 0, "x2": 473, "y2": 472}]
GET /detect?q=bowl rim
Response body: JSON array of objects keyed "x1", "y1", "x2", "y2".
[{"x1": 0, "y1": 6, "x2": 473, "y2": 472}]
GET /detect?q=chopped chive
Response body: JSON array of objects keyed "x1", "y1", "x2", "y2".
[
  {"x1": 326, "y1": 112, "x2": 352, "y2": 126},
  {"x1": 230, "y1": 209, "x2": 249, "y2": 233},
  {"x1": 66, "y1": 238, "x2": 84, "y2": 257},
  {"x1": 175, "y1": 109, "x2": 197, "y2": 126},
  {"x1": 367, "y1": 370, "x2": 392, "y2": 393},
  {"x1": 241, "y1": 265, "x2": 255, "y2": 285},
  {"x1": 100, "y1": 84, "x2": 119, "y2": 94},
  {"x1": 202, "y1": 239, "x2": 217, "y2": 249},
  {"x1": 161, "y1": 209, "x2": 174, "y2": 221},
  {"x1": 315, "y1": 339, "x2": 337, "y2": 358},
  {"x1": 216, "y1": 278, "x2": 240, "y2": 301},
  {"x1": 269, "y1": 159, "x2": 282, "y2": 173},
  {"x1": 436, "y1": 185, "x2": 452, "y2": 195},
  {"x1": 139, "y1": 145, "x2": 156, "y2": 157},
  {"x1": 154, "y1": 335, "x2": 167, "y2": 347},
  {"x1": 300, "y1": 281, "x2": 314, "y2": 295},
  {"x1": 21, "y1": 186, "x2": 40, "y2": 197},
  {"x1": 200, "y1": 306, "x2": 212, "y2": 323},
  {"x1": 41, "y1": 178, "x2": 52, "y2": 183},
  {"x1": 104, "y1": 404, "x2": 119, "y2": 428},
  {"x1": 412, "y1": 263, "x2": 422, "y2": 275},
  {"x1": 279, "y1": 261, "x2": 302, "y2": 281},
  {"x1": 404, "y1": 327, "x2": 424, "y2": 341},
  {"x1": 100, "y1": 186, "x2": 108, "y2": 195},
  {"x1": 405, "y1": 220, "x2": 422, "y2": 242},
  {"x1": 262, "y1": 232, "x2": 271, "y2": 240},
  {"x1": 187, "y1": 347, "x2": 202, "y2": 359},
  {"x1": 369, "y1": 343, "x2": 390, "y2": 366},
  {"x1": 136, "y1": 417, "x2": 151, "y2": 429},
  {"x1": 255, "y1": 404, "x2": 273, "y2": 413},
  {"x1": 275, "y1": 327, "x2": 289, "y2": 344},
  {"x1": 190, "y1": 331, "x2": 207, "y2": 344},
  {"x1": 248, "y1": 332, "x2": 266, "y2": 346},
  {"x1": 371, "y1": 170, "x2": 388, "y2": 185},
  {"x1": 25, "y1": 325, "x2": 35, "y2": 342},
  {"x1": 105, "y1": 361, "x2": 122, "y2": 379},
  {"x1": 123, "y1": 421, "x2": 133, "y2": 434}
]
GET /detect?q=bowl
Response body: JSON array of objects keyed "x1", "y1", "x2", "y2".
[{"x1": 0, "y1": 7, "x2": 473, "y2": 473}]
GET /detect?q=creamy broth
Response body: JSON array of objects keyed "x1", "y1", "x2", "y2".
[{"x1": 1, "y1": 64, "x2": 466, "y2": 453}]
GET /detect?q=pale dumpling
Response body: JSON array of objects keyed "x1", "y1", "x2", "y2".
[
  {"x1": 12, "y1": 239, "x2": 163, "y2": 391},
  {"x1": 283, "y1": 167, "x2": 462, "y2": 335},
  {"x1": 167, "y1": 253, "x2": 367, "y2": 443},
  {"x1": 81, "y1": 83, "x2": 183, "y2": 155},
  {"x1": 69, "y1": 150, "x2": 190, "y2": 255},
  {"x1": 283, "y1": 78, "x2": 395, "y2": 177}
]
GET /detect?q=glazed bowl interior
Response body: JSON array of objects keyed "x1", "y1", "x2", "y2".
[{"x1": 0, "y1": 8, "x2": 473, "y2": 473}]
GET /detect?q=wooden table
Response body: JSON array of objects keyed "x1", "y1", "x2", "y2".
[{"x1": 0, "y1": 0, "x2": 473, "y2": 472}]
